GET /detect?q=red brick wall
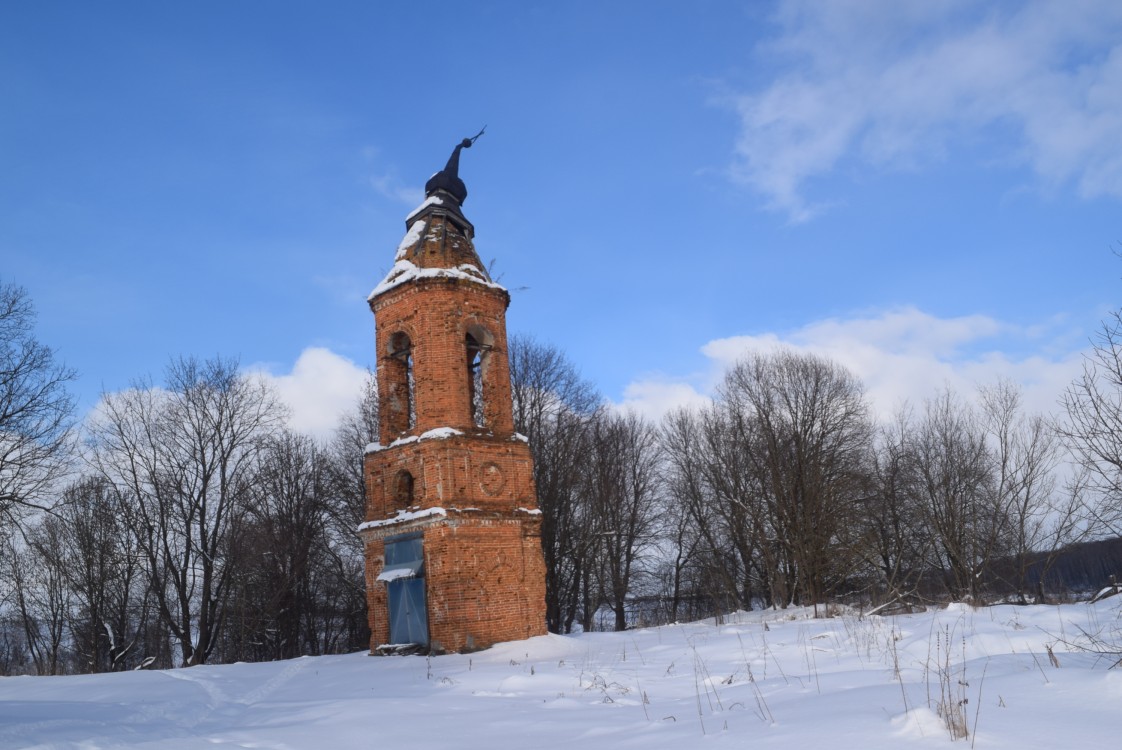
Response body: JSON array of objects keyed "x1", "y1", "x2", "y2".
[
  {"x1": 424, "y1": 518, "x2": 547, "y2": 651},
  {"x1": 363, "y1": 536, "x2": 389, "y2": 647},
  {"x1": 364, "y1": 434, "x2": 535, "y2": 521}
]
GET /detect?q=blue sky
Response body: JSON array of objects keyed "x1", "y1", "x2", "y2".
[{"x1": 3, "y1": 1, "x2": 1121, "y2": 434}]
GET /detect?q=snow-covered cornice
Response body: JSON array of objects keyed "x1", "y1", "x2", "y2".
[
  {"x1": 369, "y1": 259, "x2": 506, "y2": 301},
  {"x1": 405, "y1": 195, "x2": 445, "y2": 224},
  {"x1": 365, "y1": 429, "x2": 530, "y2": 454},
  {"x1": 365, "y1": 427, "x2": 465, "y2": 455},
  {"x1": 358, "y1": 506, "x2": 447, "y2": 532},
  {"x1": 357, "y1": 504, "x2": 541, "y2": 533}
]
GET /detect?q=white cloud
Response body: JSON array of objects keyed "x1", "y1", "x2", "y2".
[
  {"x1": 248, "y1": 347, "x2": 369, "y2": 439},
  {"x1": 84, "y1": 349, "x2": 369, "y2": 444},
  {"x1": 616, "y1": 378, "x2": 713, "y2": 421},
  {"x1": 617, "y1": 307, "x2": 1084, "y2": 422},
  {"x1": 729, "y1": 0, "x2": 1122, "y2": 220}
]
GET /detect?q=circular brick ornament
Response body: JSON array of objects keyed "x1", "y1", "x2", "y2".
[{"x1": 479, "y1": 462, "x2": 504, "y2": 496}]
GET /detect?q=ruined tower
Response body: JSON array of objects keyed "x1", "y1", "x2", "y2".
[{"x1": 360, "y1": 137, "x2": 547, "y2": 653}]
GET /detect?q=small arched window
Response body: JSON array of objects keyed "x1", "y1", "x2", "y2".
[
  {"x1": 385, "y1": 331, "x2": 415, "y2": 434},
  {"x1": 394, "y1": 470, "x2": 415, "y2": 509}
]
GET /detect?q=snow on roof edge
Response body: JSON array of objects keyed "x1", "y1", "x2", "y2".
[
  {"x1": 365, "y1": 427, "x2": 466, "y2": 455},
  {"x1": 358, "y1": 506, "x2": 448, "y2": 532},
  {"x1": 368, "y1": 260, "x2": 507, "y2": 301},
  {"x1": 405, "y1": 194, "x2": 444, "y2": 223}
]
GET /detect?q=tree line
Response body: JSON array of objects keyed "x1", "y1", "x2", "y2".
[
  {"x1": 2, "y1": 281, "x2": 376, "y2": 673},
  {"x1": 512, "y1": 321, "x2": 1122, "y2": 630},
  {"x1": 3, "y1": 278, "x2": 1122, "y2": 674},
  {"x1": 514, "y1": 335, "x2": 1102, "y2": 632}
]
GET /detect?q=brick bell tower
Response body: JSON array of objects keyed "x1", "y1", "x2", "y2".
[{"x1": 360, "y1": 134, "x2": 546, "y2": 654}]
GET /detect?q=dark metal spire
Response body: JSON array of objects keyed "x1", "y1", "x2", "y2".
[{"x1": 424, "y1": 127, "x2": 485, "y2": 205}]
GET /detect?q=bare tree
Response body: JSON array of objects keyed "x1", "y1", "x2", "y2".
[
  {"x1": 583, "y1": 411, "x2": 662, "y2": 631},
  {"x1": 653, "y1": 409, "x2": 712, "y2": 622},
  {"x1": 864, "y1": 407, "x2": 932, "y2": 602},
  {"x1": 909, "y1": 389, "x2": 1002, "y2": 600},
  {"x1": 720, "y1": 350, "x2": 872, "y2": 609},
  {"x1": 661, "y1": 404, "x2": 764, "y2": 612},
  {"x1": 220, "y1": 427, "x2": 370, "y2": 661},
  {"x1": 223, "y1": 431, "x2": 328, "y2": 661},
  {"x1": 48, "y1": 476, "x2": 150, "y2": 672},
  {"x1": 979, "y1": 380, "x2": 1073, "y2": 602},
  {"x1": 0, "y1": 611, "x2": 34, "y2": 675},
  {"x1": 1061, "y1": 311, "x2": 1122, "y2": 535},
  {"x1": 861, "y1": 382, "x2": 1072, "y2": 605},
  {"x1": 660, "y1": 351, "x2": 872, "y2": 615},
  {"x1": 320, "y1": 370, "x2": 378, "y2": 651},
  {"x1": 326, "y1": 370, "x2": 377, "y2": 534},
  {"x1": 89, "y1": 356, "x2": 285, "y2": 666},
  {"x1": 4, "y1": 522, "x2": 71, "y2": 675},
  {"x1": 508, "y1": 335, "x2": 601, "y2": 633},
  {"x1": 0, "y1": 280, "x2": 75, "y2": 525}
]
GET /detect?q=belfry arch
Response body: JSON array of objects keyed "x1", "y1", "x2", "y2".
[
  {"x1": 465, "y1": 323, "x2": 494, "y2": 428},
  {"x1": 383, "y1": 330, "x2": 415, "y2": 437}
]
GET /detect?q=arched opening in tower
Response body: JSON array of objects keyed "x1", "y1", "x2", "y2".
[
  {"x1": 386, "y1": 331, "x2": 415, "y2": 434},
  {"x1": 466, "y1": 332, "x2": 484, "y2": 426},
  {"x1": 465, "y1": 326, "x2": 493, "y2": 428}
]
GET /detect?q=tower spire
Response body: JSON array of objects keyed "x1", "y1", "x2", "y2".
[
  {"x1": 423, "y1": 127, "x2": 485, "y2": 206},
  {"x1": 370, "y1": 130, "x2": 497, "y2": 301}
]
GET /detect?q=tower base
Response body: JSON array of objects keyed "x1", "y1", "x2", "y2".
[{"x1": 362, "y1": 511, "x2": 546, "y2": 653}]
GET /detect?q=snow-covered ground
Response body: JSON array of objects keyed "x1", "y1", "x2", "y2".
[{"x1": 2, "y1": 601, "x2": 1120, "y2": 749}]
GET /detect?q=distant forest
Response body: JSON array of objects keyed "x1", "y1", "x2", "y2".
[
  {"x1": 1023, "y1": 535, "x2": 1122, "y2": 594},
  {"x1": 3, "y1": 280, "x2": 1122, "y2": 675}
]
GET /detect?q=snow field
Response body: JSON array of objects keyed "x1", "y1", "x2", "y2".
[{"x1": 1, "y1": 600, "x2": 1120, "y2": 748}]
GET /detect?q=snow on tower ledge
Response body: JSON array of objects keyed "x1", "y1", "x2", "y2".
[
  {"x1": 369, "y1": 258, "x2": 506, "y2": 301},
  {"x1": 364, "y1": 426, "x2": 466, "y2": 455}
]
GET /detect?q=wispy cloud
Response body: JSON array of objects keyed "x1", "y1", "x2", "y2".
[
  {"x1": 362, "y1": 145, "x2": 425, "y2": 206},
  {"x1": 617, "y1": 307, "x2": 1084, "y2": 421},
  {"x1": 369, "y1": 173, "x2": 424, "y2": 206},
  {"x1": 727, "y1": 0, "x2": 1122, "y2": 221}
]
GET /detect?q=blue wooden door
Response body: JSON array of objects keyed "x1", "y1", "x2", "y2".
[
  {"x1": 388, "y1": 576, "x2": 429, "y2": 646},
  {"x1": 383, "y1": 535, "x2": 428, "y2": 646}
]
